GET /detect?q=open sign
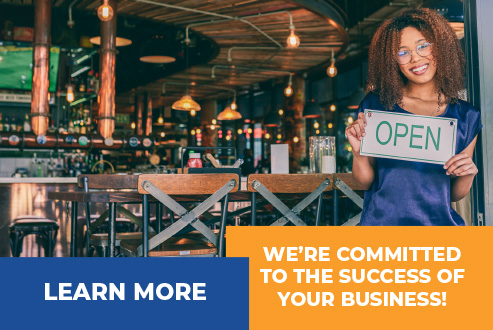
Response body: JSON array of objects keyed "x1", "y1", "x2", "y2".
[{"x1": 359, "y1": 109, "x2": 457, "y2": 164}]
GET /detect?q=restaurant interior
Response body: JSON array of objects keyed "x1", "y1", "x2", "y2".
[{"x1": 0, "y1": 0, "x2": 491, "y2": 257}]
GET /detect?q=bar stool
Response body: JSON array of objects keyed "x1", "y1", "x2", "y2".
[{"x1": 9, "y1": 216, "x2": 59, "y2": 257}]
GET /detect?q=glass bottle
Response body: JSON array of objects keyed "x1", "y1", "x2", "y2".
[
  {"x1": 10, "y1": 115, "x2": 16, "y2": 132},
  {"x1": 23, "y1": 114, "x2": 31, "y2": 132},
  {"x1": 3, "y1": 115, "x2": 10, "y2": 132}
]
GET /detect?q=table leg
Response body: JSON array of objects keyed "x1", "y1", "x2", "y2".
[
  {"x1": 251, "y1": 192, "x2": 257, "y2": 226},
  {"x1": 315, "y1": 193, "x2": 323, "y2": 226},
  {"x1": 143, "y1": 195, "x2": 149, "y2": 257},
  {"x1": 333, "y1": 189, "x2": 338, "y2": 226},
  {"x1": 109, "y1": 202, "x2": 116, "y2": 257},
  {"x1": 156, "y1": 202, "x2": 163, "y2": 234},
  {"x1": 70, "y1": 201, "x2": 78, "y2": 257}
]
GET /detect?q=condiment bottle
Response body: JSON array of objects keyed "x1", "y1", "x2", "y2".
[{"x1": 187, "y1": 153, "x2": 203, "y2": 168}]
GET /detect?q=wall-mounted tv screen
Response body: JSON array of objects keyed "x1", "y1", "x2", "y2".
[{"x1": 0, "y1": 42, "x2": 59, "y2": 93}]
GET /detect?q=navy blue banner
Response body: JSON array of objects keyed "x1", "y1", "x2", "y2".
[{"x1": 0, "y1": 258, "x2": 249, "y2": 330}]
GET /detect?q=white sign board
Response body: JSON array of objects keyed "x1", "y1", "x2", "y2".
[
  {"x1": 359, "y1": 109, "x2": 457, "y2": 164},
  {"x1": 271, "y1": 144, "x2": 289, "y2": 174}
]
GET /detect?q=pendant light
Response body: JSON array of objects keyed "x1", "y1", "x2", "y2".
[
  {"x1": 326, "y1": 48, "x2": 337, "y2": 77},
  {"x1": 172, "y1": 41, "x2": 201, "y2": 112},
  {"x1": 217, "y1": 105, "x2": 242, "y2": 120},
  {"x1": 302, "y1": 100, "x2": 321, "y2": 118},
  {"x1": 284, "y1": 74, "x2": 294, "y2": 97},
  {"x1": 97, "y1": 0, "x2": 114, "y2": 22},
  {"x1": 286, "y1": 17, "x2": 300, "y2": 48},
  {"x1": 264, "y1": 111, "x2": 281, "y2": 127}
]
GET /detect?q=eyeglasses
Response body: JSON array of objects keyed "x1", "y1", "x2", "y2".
[{"x1": 396, "y1": 42, "x2": 433, "y2": 65}]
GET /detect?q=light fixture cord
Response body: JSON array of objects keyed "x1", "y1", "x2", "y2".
[{"x1": 186, "y1": 41, "x2": 190, "y2": 95}]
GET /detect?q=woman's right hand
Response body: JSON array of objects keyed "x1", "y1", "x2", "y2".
[{"x1": 345, "y1": 112, "x2": 367, "y2": 155}]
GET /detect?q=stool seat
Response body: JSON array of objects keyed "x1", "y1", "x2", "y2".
[
  {"x1": 13, "y1": 215, "x2": 44, "y2": 221},
  {"x1": 11, "y1": 218, "x2": 58, "y2": 225},
  {"x1": 9, "y1": 217, "x2": 59, "y2": 257}
]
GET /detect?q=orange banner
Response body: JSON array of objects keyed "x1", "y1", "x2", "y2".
[{"x1": 227, "y1": 227, "x2": 493, "y2": 330}]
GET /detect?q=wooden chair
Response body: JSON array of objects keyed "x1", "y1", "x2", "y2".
[
  {"x1": 120, "y1": 173, "x2": 239, "y2": 257},
  {"x1": 332, "y1": 173, "x2": 366, "y2": 226},
  {"x1": 248, "y1": 174, "x2": 333, "y2": 226},
  {"x1": 78, "y1": 174, "x2": 156, "y2": 257}
]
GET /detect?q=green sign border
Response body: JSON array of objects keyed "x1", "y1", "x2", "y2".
[{"x1": 359, "y1": 109, "x2": 457, "y2": 164}]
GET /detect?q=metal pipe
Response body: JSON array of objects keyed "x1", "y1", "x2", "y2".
[
  {"x1": 67, "y1": 0, "x2": 79, "y2": 28},
  {"x1": 227, "y1": 46, "x2": 334, "y2": 62},
  {"x1": 98, "y1": 0, "x2": 117, "y2": 139},
  {"x1": 134, "y1": 0, "x2": 282, "y2": 48},
  {"x1": 31, "y1": 0, "x2": 51, "y2": 136},
  {"x1": 211, "y1": 65, "x2": 292, "y2": 78},
  {"x1": 162, "y1": 81, "x2": 236, "y2": 100}
]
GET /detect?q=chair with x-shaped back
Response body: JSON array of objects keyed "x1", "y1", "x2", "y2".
[
  {"x1": 119, "y1": 173, "x2": 239, "y2": 257},
  {"x1": 248, "y1": 174, "x2": 333, "y2": 226}
]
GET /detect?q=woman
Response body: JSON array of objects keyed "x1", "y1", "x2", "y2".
[{"x1": 346, "y1": 8, "x2": 482, "y2": 225}]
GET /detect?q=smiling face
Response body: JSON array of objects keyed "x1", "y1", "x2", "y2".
[{"x1": 397, "y1": 27, "x2": 437, "y2": 87}]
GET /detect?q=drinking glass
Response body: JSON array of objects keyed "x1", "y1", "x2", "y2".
[{"x1": 309, "y1": 136, "x2": 336, "y2": 173}]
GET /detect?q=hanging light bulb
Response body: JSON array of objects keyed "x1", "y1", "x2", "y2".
[
  {"x1": 277, "y1": 134, "x2": 282, "y2": 140},
  {"x1": 278, "y1": 109, "x2": 284, "y2": 116},
  {"x1": 131, "y1": 122, "x2": 136, "y2": 129},
  {"x1": 66, "y1": 85, "x2": 75, "y2": 103},
  {"x1": 160, "y1": 132, "x2": 165, "y2": 137},
  {"x1": 265, "y1": 133, "x2": 271, "y2": 139},
  {"x1": 326, "y1": 48, "x2": 338, "y2": 77},
  {"x1": 212, "y1": 119, "x2": 217, "y2": 125},
  {"x1": 316, "y1": 130, "x2": 320, "y2": 134},
  {"x1": 211, "y1": 125, "x2": 215, "y2": 130},
  {"x1": 247, "y1": 128, "x2": 253, "y2": 134},
  {"x1": 190, "y1": 109, "x2": 196, "y2": 117},
  {"x1": 157, "y1": 115, "x2": 164, "y2": 124},
  {"x1": 191, "y1": 129, "x2": 196, "y2": 136},
  {"x1": 293, "y1": 136, "x2": 299, "y2": 143},
  {"x1": 230, "y1": 100, "x2": 238, "y2": 110},
  {"x1": 348, "y1": 117, "x2": 354, "y2": 124},
  {"x1": 314, "y1": 121, "x2": 320, "y2": 129},
  {"x1": 284, "y1": 73, "x2": 294, "y2": 97},
  {"x1": 286, "y1": 29, "x2": 300, "y2": 48},
  {"x1": 284, "y1": 84, "x2": 293, "y2": 97},
  {"x1": 237, "y1": 129, "x2": 243, "y2": 134},
  {"x1": 330, "y1": 104, "x2": 336, "y2": 112},
  {"x1": 97, "y1": 0, "x2": 114, "y2": 22},
  {"x1": 196, "y1": 129, "x2": 201, "y2": 134},
  {"x1": 225, "y1": 135, "x2": 231, "y2": 141},
  {"x1": 328, "y1": 123, "x2": 333, "y2": 129}
]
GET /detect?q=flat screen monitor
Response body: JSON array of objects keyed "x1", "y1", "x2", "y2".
[{"x1": 0, "y1": 42, "x2": 59, "y2": 93}]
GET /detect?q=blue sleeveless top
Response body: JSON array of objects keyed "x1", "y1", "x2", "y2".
[{"x1": 356, "y1": 93, "x2": 482, "y2": 226}]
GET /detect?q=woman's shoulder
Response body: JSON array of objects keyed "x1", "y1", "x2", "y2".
[
  {"x1": 358, "y1": 91, "x2": 387, "y2": 112},
  {"x1": 448, "y1": 98, "x2": 481, "y2": 121}
]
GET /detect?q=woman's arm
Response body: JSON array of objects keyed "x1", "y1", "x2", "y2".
[
  {"x1": 444, "y1": 136, "x2": 479, "y2": 202},
  {"x1": 352, "y1": 153, "x2": 375, "y2": 190},
  {"x1": 347, "y1": 112, "x2": 376, "y2": 190}
]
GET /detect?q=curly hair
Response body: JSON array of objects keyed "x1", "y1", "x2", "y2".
[{"x1": 367, "y1": 8, "x2": 465, "y2": 110}]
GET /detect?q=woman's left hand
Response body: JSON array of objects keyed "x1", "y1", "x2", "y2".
[{"x1": 444, "y1": 152, "x2": 478, "y2": 177}]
